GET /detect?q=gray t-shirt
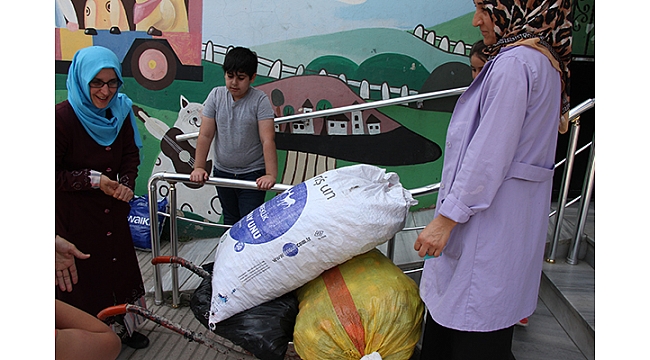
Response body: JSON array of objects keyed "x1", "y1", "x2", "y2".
[{"x1": 202, "y1": 86, "x2": 274, "y2": 174}]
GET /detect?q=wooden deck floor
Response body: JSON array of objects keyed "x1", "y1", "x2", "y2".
[{"x1": 117, "y1": 202, "x2": 593, "y2": 360}]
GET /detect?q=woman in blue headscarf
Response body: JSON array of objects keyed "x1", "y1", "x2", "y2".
[{"x1": 55, "y1": 46, "x2": 149, "y2": 350}]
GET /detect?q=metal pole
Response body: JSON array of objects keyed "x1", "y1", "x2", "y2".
[
  {"x1": 566, "y1": 134, "x2": 595, "y2": 265},
  {"x1": 273, "y1": 87, "x2": 468, "y2": 124},
  {"x1": 169, "y1": 182, "x2": 180, "y2": 308},
  {"x1": 175, "y1": 87, "x2": 469, "y2": 142},
  {"x1": 546, "y1": 117, "x2": 581, "y2": 263},
  {"x1": 146, "y1": 172, "x2": 438, "y2": 198},
  {"x1": 148, "y1": 177, "x2": 164, "y2": 306},
  {"x1": 386, "y1": 236, "x2": 395, "y2": 262}
]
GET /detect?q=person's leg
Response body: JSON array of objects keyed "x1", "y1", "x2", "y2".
[
  {"x1": 419, "y1": 312, "x2": 515, "y2": 360},
  {"x1": 235, "y1": 169, "x2": 267, "y2": 219},
  {"x1": 452, "y1": 325, "x2": 515, "y2": 360},
  {"x1": 213, "y1": 169, "x2": 240, "y2": 225},
  {"x1": 420, "y1": 312, "x2": 454, "y2": 359},
  {"x1": 55, "y1": 299, "x2": 122, "y2": 360}
]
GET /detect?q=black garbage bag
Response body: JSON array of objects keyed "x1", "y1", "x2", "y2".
[{"x1": 190, "y1": 262, "x2": 298, "y2": 360}]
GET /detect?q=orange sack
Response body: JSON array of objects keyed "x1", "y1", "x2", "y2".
[{"x1": 294, "y1": 249, "x2": 424, "y2": 360}]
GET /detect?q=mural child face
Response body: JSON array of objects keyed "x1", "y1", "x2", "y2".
[
  {"x1": 470, "y1": 54, "x2": 486, "y2": 79},
  {"x1": 89, "y1": 68, "x2": 119, "y2": 109},
  {"x1": 472, "y1": 0, "x2": 497, "y2": 46},
  {"x1": 224, "y1": 71, "x2": 256, "y2": 101}
]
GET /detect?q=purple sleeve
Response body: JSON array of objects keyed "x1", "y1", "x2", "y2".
[{"x1": 438, "y1": 55, "x2": 533, "y2": 223}]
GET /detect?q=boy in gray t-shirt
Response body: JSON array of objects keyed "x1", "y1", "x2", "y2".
[{"x1": 190, "y1": 47, "x2": 277, "y2": 225}]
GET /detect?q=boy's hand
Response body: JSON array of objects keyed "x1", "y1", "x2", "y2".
[
  {"x1": 190, "y1": 168, "x2": 209, "y2": 185},
  {"x1": 256, "y1": 174, "x2": 276, "y2": 191}
]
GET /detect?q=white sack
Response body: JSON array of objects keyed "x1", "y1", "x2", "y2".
[{"x1": 208, "y1": 164, "x2": 418, "y2": 327}]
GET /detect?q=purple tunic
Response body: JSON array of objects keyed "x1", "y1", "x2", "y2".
[{"x1": 420, "y1": 45, "x2": 561, "y2": 331}]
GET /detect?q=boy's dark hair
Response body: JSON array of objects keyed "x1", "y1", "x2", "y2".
[
  {"x1": 470, "y1": 40, "x2": 488, "y2": 62},
  {"x1": 222, "y1": 47, "x2": 258, "y2": 78}
]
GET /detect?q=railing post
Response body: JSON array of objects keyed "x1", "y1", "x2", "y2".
[
  {"x1": 566, "y1": 134, "x2": 595, "y2": 265},
  {"x1": 148, "y1": 177, "x2": 164, "y2": 305},
  {"x1": 546, "y1": 116, "x2": 581, "y2": 263},
  {"x1": 169, "y1": 182, "x2": 181, "y2": 308},
  {"x1": 386, "y1": 236, "x2": 396, "y2": 263}
]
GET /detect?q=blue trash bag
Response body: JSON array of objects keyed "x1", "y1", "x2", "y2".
[{"x1": 128, "y1": 195, "x2": 168, "y2": 250}]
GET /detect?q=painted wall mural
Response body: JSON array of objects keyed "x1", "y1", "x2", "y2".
[{"x1": 54, "y1": 0, "x2": 595, "y2": 227}]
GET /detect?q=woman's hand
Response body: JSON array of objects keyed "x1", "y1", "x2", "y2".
[
  {"x1": 112, "y1": 183, "x2": 134, "y2": 202},
  {"x1": 256, "y1": 174, "x2": 276, "y2": 191},
  {"x1": 414, "y1": 215, "x2": 457, "y2": 258},
  {"x1": 55, "y1": 235, "x2": 90, "y2": 292},
  {"x1": 99, "y1": 174, "x2": 118, "y2": 196},
  {"x1": 99, "y1": 175, "x2": 133, "y2": 202}
]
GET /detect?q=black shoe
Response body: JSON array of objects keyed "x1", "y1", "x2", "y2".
[{"x1": 121, "y1": 331, "x2": 150, "y2": 349}]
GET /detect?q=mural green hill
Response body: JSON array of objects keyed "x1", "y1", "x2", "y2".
[
  {"x1": 306, "y1": 55, "x2": 358, "y2": 78},
  {"x1": 425, "y1": 12, "x2": 483, "y2": 46},
  {"x1": 252, "y1": 27, "x2": 468, "y2": 79}
]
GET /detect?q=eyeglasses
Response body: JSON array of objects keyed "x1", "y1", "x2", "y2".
[{"x1": 89, "y1": 78, "x2": 122, "y2": 89}]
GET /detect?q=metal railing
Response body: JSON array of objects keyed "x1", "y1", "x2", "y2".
[
  {"x1": 148, "y1": 172, "x2": 437, "y2": 306},
  {"x1": 148, "y1": 174, "x2": 290, "y2": 306},
  {"x1": 147, "y1": 88, "x2": 594, "y2": 307},
  {"x1": 175, "y1": 87, "x2": 468, "y2": 142},
  {"x1": 546, "y1": 98, "x2": 596, "y2": 264},
  {"x1": 148, "y1": 87, "x2": 457, "y2": 307},
  {"x1": 391, "y1": 99, "x2": 596, "y2": 266}
]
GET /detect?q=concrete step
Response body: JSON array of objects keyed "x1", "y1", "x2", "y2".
[
  {"x1": 539, "y1": 258, "x2": 595, "y2": 360},
  {"x1": 541, "y1": 200, "x2": 595, "y2": 360}
]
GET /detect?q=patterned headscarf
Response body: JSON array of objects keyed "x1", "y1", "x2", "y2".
[
  {"x1": 482, "y1": 0, "x2": 572, "y2": 133},
  {"x1": 67, "y1": 46, "x2": 142, "y2": 148}
]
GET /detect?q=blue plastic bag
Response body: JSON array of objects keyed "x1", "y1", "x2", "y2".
[{"x1": 128, "y1": 195, "x2": 168, "y2": 250}]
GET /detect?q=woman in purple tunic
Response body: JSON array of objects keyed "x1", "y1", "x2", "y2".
[
  {"x1": 414, "y1": 1, "x2": 572, "y2": 358},
  {"x1": 55, "y1": 46, "x2": 149, "y2": 349}
]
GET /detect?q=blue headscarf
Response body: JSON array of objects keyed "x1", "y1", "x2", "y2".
[{"x1": 66, "y1": 46, "x2": 143, "y2": 148}]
